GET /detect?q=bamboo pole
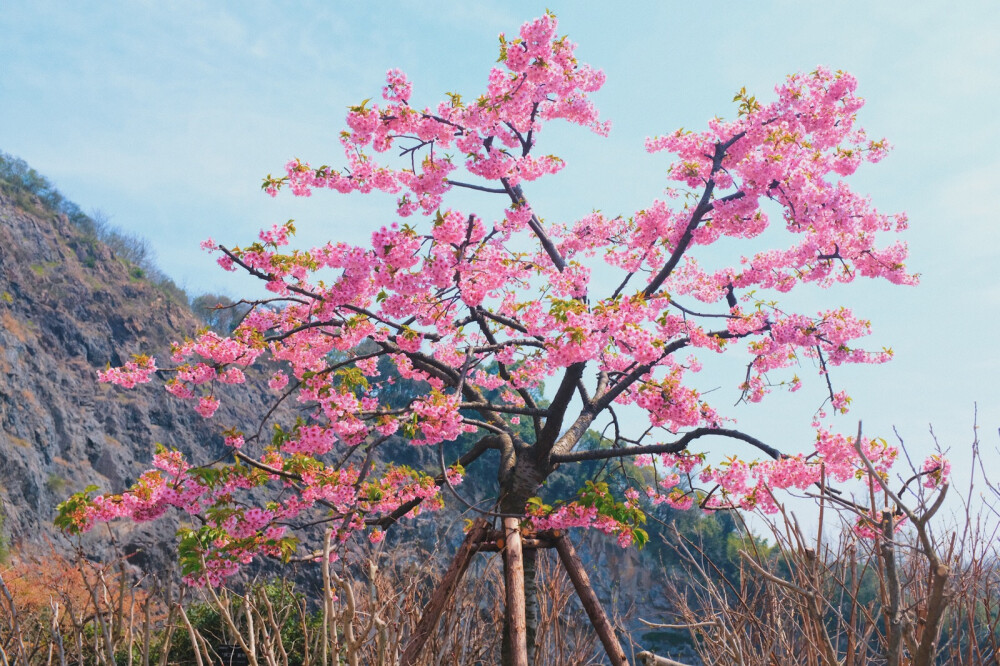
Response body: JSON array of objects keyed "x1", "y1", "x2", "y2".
[
  {"x1": 554, "y1": 533, "x2": 629, "y2": 666},
  {"x1": 400, "y1": 518, "x2": 489, "y2": 665},
  {"x1": 637, "y1": 651, "x2": 694, "y2": 666},
  {"x1": 502, "y1": 517, "x2": 529, "y2": 666}
]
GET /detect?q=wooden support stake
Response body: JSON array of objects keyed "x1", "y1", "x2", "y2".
[
  {"x1": 554, "y1": 533, "x2": 630, "y2": 666},
  {"x1": 637, "y1": 651, "x2": 694, "y2": 666},
  {"x1": 474, "y1": 536, "x2": 556, "y2": 552},
  {"x1": 503, "y1": 516, "x2": 530, "y2": 666},
  {"x1": 400, "y1": 517, "x2": 489, "y2": 665}
]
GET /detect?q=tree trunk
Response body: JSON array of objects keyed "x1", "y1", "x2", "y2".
[{"x1": 496, "y1": 450, "x2": 548, "y2": 666}]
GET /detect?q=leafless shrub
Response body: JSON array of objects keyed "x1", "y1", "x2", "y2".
[
  {"x1": 0, "y1": 543, "x2": 168, "y2": 665},
  {"x1": 646, "y1": 423, "x2": 1000, "y2": 666}
]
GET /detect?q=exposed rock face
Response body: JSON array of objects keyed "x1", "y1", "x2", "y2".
[{"x1": 0, "y1": 191, "x2": 268, "y2": 568}]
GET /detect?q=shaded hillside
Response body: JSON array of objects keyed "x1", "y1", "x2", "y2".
[{"x1": 0, "y1": 182, "x2": 271, "y2": 568}]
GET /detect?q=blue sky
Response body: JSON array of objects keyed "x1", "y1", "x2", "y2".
[{"x1": 3, "y1": 2, "x2": 999, "y2": 505}]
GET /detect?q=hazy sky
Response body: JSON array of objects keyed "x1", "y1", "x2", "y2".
[{"x1": 3, "y1": 2, "x2": 999, "y2": 505}]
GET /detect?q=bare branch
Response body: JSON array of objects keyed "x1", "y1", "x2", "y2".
[
  {"x1": 551, "y1": 427, "x2": 782, "y2": 463},
  {"x1": 643, "y1": 136, "x2": 746, "y2": 298},
  {"x1": 445, "y1": 179, "x2": 507, "y2": 194}
]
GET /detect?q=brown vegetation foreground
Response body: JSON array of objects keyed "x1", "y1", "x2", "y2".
[
  {"x1": 0, "y1": 533, "x2": 610, "y2": 665},
  {"x1": 1, "y1": 425, "x2": 998, "y2": 665}
]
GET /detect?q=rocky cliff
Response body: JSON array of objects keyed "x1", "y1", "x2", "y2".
[{"x1": 0, "y1": 189, "x2": 270, "y2": 568}]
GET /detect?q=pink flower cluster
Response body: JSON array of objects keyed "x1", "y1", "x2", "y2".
[
  {"x1": 528, "y1": 502, "x2": 638, "y2": 548},
  {"x1": 853, "y1": 510, "x2": 908, "y2": 540},
  {"x1": 98, "y1": 355, "x2": 157, "y2": 388},
  {"x1": 58, "y1": 445, "x2": 459, "y2": 585},
  {"x1": 527, "y1": 485, "x2": 644, "y2": 548},
  {"x1": 921, "y1": 455, "x2": 950, "y2": 489},
  {"x1": 264, "y1": 13, "x2": 607, "y2": 216},
  {"x1": 638, "y1": 428, "x2": 905, "y2": 519},
  {"x1": 358, "y1": 465, "x2": 447, "y2": 518}
]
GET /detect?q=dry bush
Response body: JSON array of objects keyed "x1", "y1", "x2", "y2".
[
  {"x1": 0, "y1": 531, "x2": 607, "y2": 665},
  {"x1": 299, "y1": 535, "x2": 603, "y2": 665},
  {"x1": 0, "y1": 544, "x2": 169, "y2": 665},
  {"x1": 642, "y1": 425, "x2": 1000, "y2": 666}
]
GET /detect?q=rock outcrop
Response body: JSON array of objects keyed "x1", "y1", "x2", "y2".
[{"x1": 0, "y1": 190, "x2": 268, "y2": 568}]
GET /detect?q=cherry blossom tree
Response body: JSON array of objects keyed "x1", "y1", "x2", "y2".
[{"x1": 59, "y1": 12, "x2": 946, "y2": 665}]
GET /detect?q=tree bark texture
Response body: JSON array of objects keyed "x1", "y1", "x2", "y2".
[
  {"x1": 523, "y1": 547, "x2": 538, "y2": 665},
  {"x1": 914, "y1": 564, "x2": 951, "y2": 666}
]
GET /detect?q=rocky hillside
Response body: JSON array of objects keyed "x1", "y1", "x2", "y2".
[{"x1": 0, "y1": 187, "x2": 270, "y2": 568}]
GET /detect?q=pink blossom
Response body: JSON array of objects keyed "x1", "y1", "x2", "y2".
[
  {"x1": 98, "y1": 356, "x2": 157, "y2": 388},
  {"x1": 921, "y1": 455, "x2": 951, "y2": 489},
  {"x1": 268, "y1": 372, "x2": 289, "y2": 391},
  {"x1": 194, "y1": 396, "x2": 220, "y2": 418}
]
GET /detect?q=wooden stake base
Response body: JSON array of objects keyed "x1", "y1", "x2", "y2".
[{"x1": 399, "y1": 522, "x2": 630, "y2": 666}]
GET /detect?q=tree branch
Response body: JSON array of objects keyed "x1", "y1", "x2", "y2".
[
  {"x1": 642, "y1": 135, "x2": 745, "y2": 298},
  {"x1": 592, "y1": 340, "x2": 689, "y2": 412},
  {"x1": 536, "y1": 361, "x2": 587, "y2": 453},
  {"x1": 502, "y1": 181, "x2": 567, "y2": 273},
  {"x1": 469, "y1": 307, "x2": 542, "y2": 434},
  {"x1": 445, "y1": 179, "x2": 507, "y2": 194},
  {"x1": 550, "y1": 427, "x2": 783, "y2": 463},
  {"x1": 370, "y1": 434, "x2": 502, "y2": 528}
]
